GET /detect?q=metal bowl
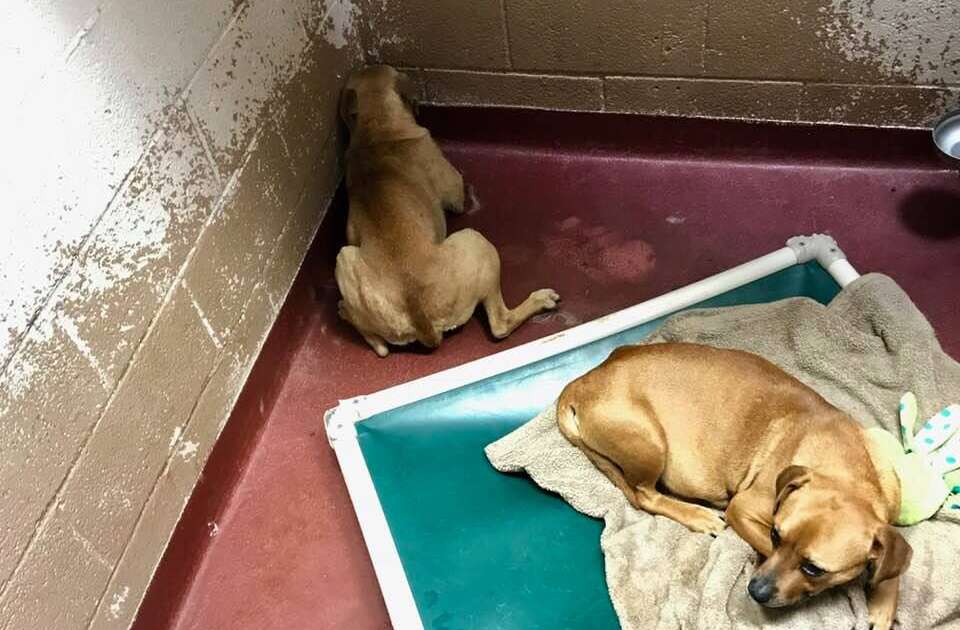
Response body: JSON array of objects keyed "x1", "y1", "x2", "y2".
[{"x1": 933, "y1": 109, "x2": 960, "y2": 159}]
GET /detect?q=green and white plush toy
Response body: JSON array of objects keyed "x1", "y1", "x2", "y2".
[{"x1": 866, "y1": 393, "x2": 960, "y2": 525}]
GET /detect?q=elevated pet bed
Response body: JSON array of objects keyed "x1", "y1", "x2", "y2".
[
  {"x1": 324, "y1": 235, "x2": 860, "y2": 630},
  {"x1": 485, "y1": 270, "x2": 960, "y2": 629}
]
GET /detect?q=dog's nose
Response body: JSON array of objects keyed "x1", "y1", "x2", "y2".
[{"x1": 748, "y1": 576, "x2": 776, "y2": 605}]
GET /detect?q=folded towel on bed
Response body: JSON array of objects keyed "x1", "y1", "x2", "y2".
[{"x1": 485, "y1": 273, "x2": 960, "y2": 629}]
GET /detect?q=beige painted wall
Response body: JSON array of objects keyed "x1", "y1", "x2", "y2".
[
  {"x1": 359, "y1": 0, "x2": 959, "y2": 127},
  {"x1": 0, "y1": 1, "x2": 362, "y2": 628}
]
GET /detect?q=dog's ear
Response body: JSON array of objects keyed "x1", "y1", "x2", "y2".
[
  {"x1": 774, "y1": 465, "x2": 811, "y2": 513},
  {"x1": 395, "y1": 72, "x2": 419, "y2": 116},
  {"x1": 869, "y1": 525, "x2": 912, "y2": 585},
  {"x1": 339, "y1": 86, "x2": 358, "y2": 129}
]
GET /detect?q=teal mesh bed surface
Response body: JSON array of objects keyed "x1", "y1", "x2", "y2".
[{"x1": 356, "y1": 262, "x2": 840, "y2": 630}]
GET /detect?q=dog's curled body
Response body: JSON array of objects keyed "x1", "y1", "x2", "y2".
[{"x1": 558, "y1": 342, "x2": 910, "y2": 630}]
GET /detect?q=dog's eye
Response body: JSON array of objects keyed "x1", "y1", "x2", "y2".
[
  {"x1": 770, "y1": 527, "x2": 781, "y2": 547},
  {"x1": 800, "y1": 562, "x2": 825, "y2": 578}
]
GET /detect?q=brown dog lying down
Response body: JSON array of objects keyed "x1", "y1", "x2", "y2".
[
  {"x1": 335, "y1": 65, "x2": 559, "y2": 356},
  {"x1": 558, "y1": 342, "x2": 912, "y2": 630}
]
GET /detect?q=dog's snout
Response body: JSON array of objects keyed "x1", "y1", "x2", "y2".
[{"x1": 748, "y1": 576, "x2": 777, "y2": 605}]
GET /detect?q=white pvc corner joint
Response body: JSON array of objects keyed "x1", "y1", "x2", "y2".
[
  {"x1": 324, "y1": 401, "x2": 361, "y2": 446},
  {"x1": 786, "y1": 234, "x2": 860, "y2": 288}
]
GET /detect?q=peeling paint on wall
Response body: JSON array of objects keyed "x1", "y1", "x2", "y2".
[
  {"x1": 0, "y1": 0, "x2": 235, "y2": 375},
  {"x1": 108, "y1": 585, "x2": 130, "y2": 619},
  {"x1": 1, "y1": 104, "x2": 218, "y2": 413},
  {"x1": 357, "y1": 0, "x2": 408, "y2": 60},
  {"x1": 0, "y1": 0, "x2": 360, "y2": 626},
  {"x1": 321, "y1": 0, "x2": 359, "y2": 50},
  {"x1": 78, "y1": 206, "x2": 171, "y2": 296},
  {"x1": 169, "y1": 426, "x2": 184, "y2": 450},
  {"x1": 826, "y1": 0, "x2": 960, "y2": 84},
  {"x1": 176, "y1": 440, "x2": 199, "y2": 461},
  {"x1": 366, "y1": 32, "x2": 406, "y2": 60}
]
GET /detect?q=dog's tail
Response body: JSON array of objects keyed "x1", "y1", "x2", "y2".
[{"x1": 405, "y1": 292, "x2": 442, "y2": 349}]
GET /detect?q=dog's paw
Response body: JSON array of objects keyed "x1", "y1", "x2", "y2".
[
  {"x1": 685, "y1": 507, "x2": 727, "y2": 536},
  {"x1": 532, "y1": 289, "x2": 560, "y2": 311},
  {"x1": 868, "y1": 611, "x2": 894, "y2": 630},
  {"x1": 365, "y1": 335, "x2": 390, "y2": 357}
]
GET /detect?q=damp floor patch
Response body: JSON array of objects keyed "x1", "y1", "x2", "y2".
[{"x1": 324, "y1": 234, "x2": 860, "y2": 630}]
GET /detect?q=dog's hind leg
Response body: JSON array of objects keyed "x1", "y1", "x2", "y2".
[
  {"x1": 473, "y1": 241, "x2": 558, "y2": 339},
  {"x1": 482, "y1": 286, "x2": 560, "y2": 339},
  {"x1": 362, "y1": 332, "x2": 390, "y2": 357},
  {"x1": 336, "y1": 299, "x2": 390, "y2": 357},
  {"x1": 441, "y1": 229, "x2": 559, "y2": 339},
  {"x1": 336, "y1": 247, "x2": 394, "y2": 357},
  {"x1": 579, "y1": 401, "x2": 727, "y2": 535}
]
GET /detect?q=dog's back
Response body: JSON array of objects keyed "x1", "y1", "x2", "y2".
[
  {"x1": 335, "y1": 65, "x2": 559, "y2": 356},
  {"x1": 558, "y1": 342, "x2": 856, "y2": 501},
  {"x1": 346, "y1": 132, "x2": 451, "y2": 247}
]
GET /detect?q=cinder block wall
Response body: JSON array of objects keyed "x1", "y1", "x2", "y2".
[
  {"x1": 0, "y1": 1, "x2": 361, "y2": 628},
  {"x1": 359, "y1": 0, "x2": 959, "y2": 128}
]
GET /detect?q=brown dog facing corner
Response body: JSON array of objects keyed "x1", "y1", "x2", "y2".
[
  {"x1": 334, "y1": 66, "x2": 559, "y2": 356},
  {"x1": 558, "y1": 342, "x2": 911, "y2": 630}
]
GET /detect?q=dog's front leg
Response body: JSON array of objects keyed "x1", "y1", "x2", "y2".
[
  {"x1": 867, "y1": 576, "x2": 899, "y2": 630},
  {"x1": 725, "y1": 493, "x2": 774, "y2": 560}
]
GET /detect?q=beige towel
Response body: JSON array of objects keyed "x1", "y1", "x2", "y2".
[{"x1": 485, "y1": 274, "x2": 960, "y2": 629}]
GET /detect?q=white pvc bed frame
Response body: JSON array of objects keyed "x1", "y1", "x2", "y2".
[{"x1": 324, "y1": 234, "x2": 861, "y2": 630}]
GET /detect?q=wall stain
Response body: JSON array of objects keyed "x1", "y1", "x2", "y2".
[
  {"x1": 825, "y1": 0, "x2": 959, "y2": 84},
  {"x1": 321, "y1": 0, "x2": 359, "y2": 50}
]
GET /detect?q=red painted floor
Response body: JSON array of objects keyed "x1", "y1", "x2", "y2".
[{"x1": 135, "y1": 109, "x2": 960, "y2": 630}]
